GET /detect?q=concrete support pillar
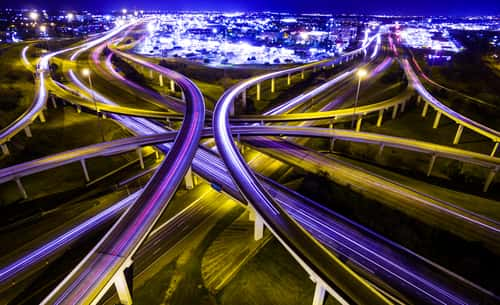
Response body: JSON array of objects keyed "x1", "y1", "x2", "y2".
[
  {"x1": 400, "y1": 101, "x2": 406, "y2": 113},
  {"x1": 256, "y1": 83, "x2": 261, "y2": 101},
  {"x1": 15, "y1": 178, "x2": 28, "y2": 200},
  {"x1": 417, "y1": 95, "x2": 422, "y2": 105},
  {"x1": 170, "y1": 79, "x2": 175, "y2": 92},
  {"x1": 421, "y1": 102, "x2": 429, "y2": 117},
  {"x1": 453, "y1": 125, "x2": 464, "y2": 145},
  {"x1": 254, "y1": 212, "x2": 264, "y2": 241},
  {"x1": 80, "y1": 159, "x2": 90, "y2": 182},
  {"x1": 149, "y1": 69, "x2": 153, "y2": 79},
  {"x1": 287, "y1": 73, "x2": 291, "y2": 86},
  {"x1": 483, "y1": 168, "x2": 497, "y2": 192},
  {"x1": 1, "y1": 143, "x2": 10, "y2": 155},
  {"x1": 241, "y1": 90, "x2": 247, "y2": 109},
  {"x1": 248, "y1": 204, "x2": 256, "y2": 221},
  {"x1": 154, "y1": 149, "x2": 160, "y2": 160},
  {"x1": 114, "y1": 271, "x2": 133, "y2": 305},
  {"x1": 76, "y1": 105, "x2": 82, "y2": 114},
  {"x1": 24, "y1": 126, "x2": 32, "y2": 138},
  {"x1": 136, "y1": 148, "x2": 144, "y2": 169},
  {"x1": 491, "y1": 142, "x2": 499, "y2": 157},
  {"x1": 355, "y1": 115, "x2": 363, "y2": 132},
  {"x1": 229, "y1": 102, "x2": 235, "y2": 116},
  {"x1": 159, "y1": 74, "x2": 164, "y2": 87},
  {"x1": 329, "y1": 138, "x2": 335, "y2": 152},
  {"x1": 38, "y1": 111, "x2": 46, "y2": 123},
  {"x1": 433, "y1": 111, "x2": 442, "y2": 129},
  {"x1": 328, "y1": 120, "x2": 334, "y2": 129},
  {"x1": 313, "y1": 66, "x2": 317, "y2": 73},
  {"x1": 391, "y1": 104, "x2": 399, "y2": 119},
  {"x1": 377, "y1": 144, "x2": 385, "y2": 158},
  {"x1": 427, "y1": 154, "x2": 437, "y2": 176},
  {"x1": 271, "y1": 78, "x2": 275, "y2": 93},
  {"x1": 312, "y1": 282, "x2": 326, "y2": 305},
  {"x1": 376, "y1": 109, "x2": 384, "y2": 127},
  {"x1": 51, "y1": 95, "x2": 57, "y2": 108},
  {"x1": 184, "y1": 166, "x2": 194, "y2": 190},
  {"x1": 301, "y1": 70, "x2": 305, "y2": 79}
]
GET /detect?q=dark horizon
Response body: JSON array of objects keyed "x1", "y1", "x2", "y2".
[{"x1": 4, "y1": 0, "x2": 500, "y2": 17}]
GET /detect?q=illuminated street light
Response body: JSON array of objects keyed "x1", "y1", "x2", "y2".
[
  {"x1": 122, "y1": 9, "x2": 127, "y2": 14},
  {"x1": 29, "y1": 11, "x2": 39, "y2": 21},
  {"x1": 66, "y1": 13, "x2": 74, "y2": 21},
  {"x1": 82, "y1": 68, "x2": 105, "y2": 141},
  {"x1": 351, "y1": 68, "x2": 368, "y2": 129},
  {"x1": 39, "y1": 25, "x2": 46, "y2": 33}
]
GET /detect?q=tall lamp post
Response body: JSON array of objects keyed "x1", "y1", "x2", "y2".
[
  {"x1": 351, "y1": 68, "x2": 367, "y2": 129},
  {"x1": 82, "y1": 68, "x2": 105, "y2": 142}
]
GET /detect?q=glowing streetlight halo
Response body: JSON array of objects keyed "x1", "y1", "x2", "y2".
[
  {"x1": 82, "y1": 68, "x2": 91, "y2": 77},
  {"x1": 29, "y1": 11, "x2": 39, "y2": 21},
  {"x1": 357, "y1": 68, "x2": 368, "y2": 78}
]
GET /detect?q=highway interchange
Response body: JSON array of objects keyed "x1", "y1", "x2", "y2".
[{"x1": 1, "y1": 19, "x2": 499, "y2": 305}]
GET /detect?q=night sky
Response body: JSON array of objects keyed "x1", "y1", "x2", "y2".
[{"x1": 8, "y1": 0, "x2": 500, "y2": 16}]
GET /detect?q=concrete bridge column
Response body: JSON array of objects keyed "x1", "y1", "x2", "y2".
[
  {"x1": 391, "y1": 104, "x2": 399, "y2": 119},
  {"x1": 483, "y1": 168, "x2": 498, "y2": 192},
  {"x1": 417, "y1": 95, "x2": 422, "y2": 105},
  {"x1": 38, "y1": 111, "x2": 46, "y2": 123},
  {"x1": 76, "y1": 105, "x2": 82, "y2": 113},
  {"x1": 136, "y1": 148, "x2": 144, "y2": 169},
  {"x1": 254, "y1": 212, "x2": 264, "y2": 241},
  {"x1": 1, "y1": 143, "x2": 9, "y2": 155},
  {"x1": 248, "y1": 204, "x2": 256, "y2": 221},
  {"x1": 301, "y1": 70, "x2": 305, "y2": 79},
  {"x1": 114, "y1": 268, "x2": 133, "y2": 305},
  {"x1": 376, "y1": 109, "x2": 384, "y2": 127},
  {"x1": 400, "y1": 101, "x2": 406, "y2": 113},
  {"x1": 313, "y1": 66, "x2": 317, "y2": 73},
  {"x1": 433, "y1": 111, "x2": 442, "y2": 129},
  {"x1": 490, "y1": 142, "x2": 498, "y2": 157},
  {"x1": 312, "y1": 281, "x2": 326, "y2": 305},
  {"x1": 377, "y1": 144, "x2": 385, "y2": 158},
  {"x1": 256, "y1": 83, "x2": 261, "y2": 101},
  {"x1": 184, "y1": 166, "x2": 194, "y2": 190},
  {"x1": 421, "y1": 102, "x2": 429, "y2": 117},
  {"x1": 355, "y1": 115, "x2": 363, "y2": 132},
  {"x1": 241, "y1": 90, "x2": 247, "y2": 109},
  {"x1": 329, "y1": 138, "x2": 336, "y2": 152},
  {"x1": 15, "y1": 178, "x2": 28, "y2": 200},
  {"x1": 51, "y1": 95, "x2": 57, "y2": 108},
  {"x1": 159, "y1": 74, "x2": 164, "y2": 87},
  {"x1": 287, "y1": 73, "x2": 291, "y2": 85},
  {"x1": 271, "y1": 78, "x2": 275, "y2": 93},
  {"x1": 230, "y1": 102, "x2": 235, "y2": 116},
  {"x1": 453, "y1": 125, "x2": 464, "y2": 145},
  {"x1": 170, "y1": 79, "x2": 175, "y2": 92},
  {"x1": 80, "y1": 159, "x2": 90, "y2": 182},
  {"x1": 149, "y1": 69, "x2": 153, "y2": 79},
  {"x1": 427, "y1": 154, "x2": 437, "y2": 176},
  {"x1": 24, "y1": 126, "x2": 32, "y2": 138}
]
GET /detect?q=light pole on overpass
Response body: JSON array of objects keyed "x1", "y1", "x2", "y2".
[
  {"x1": 82, "y1": 68, "x2": 105, "y2": 142},
  {"x1": 351, "y1": 68, "x2": 367, "y2": 130}
]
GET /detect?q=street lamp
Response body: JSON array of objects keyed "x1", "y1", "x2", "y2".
[
  {"x1": 351, "y1": 68, "x2": 367, "y2": 129},
  {"x1": 82, "y1": 68, "x2": 104, "y2": 141},
  {"x1": 66, "y1": 13, "x2": 74, "y2": 22},
  {"x1": 29, "y1": 11, "x2": 39, "y2": 22}
]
